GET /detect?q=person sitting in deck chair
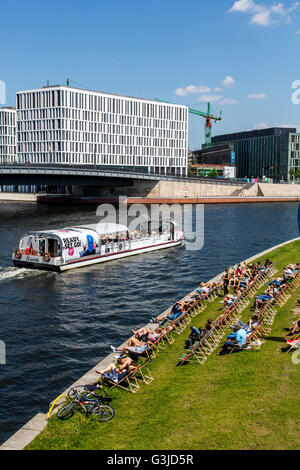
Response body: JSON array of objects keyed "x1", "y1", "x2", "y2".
[
  {"x1": 131, "y1": 327, "x2": 159, "y2": 343},
  {"x1": 110, "y1": 335, "x2": 154, "y2": 356},
  {"x1": 220, "y1": 293, "x2": 239, "y2": 308},
  {"x1": 218, "y1": 326, "x2": 247, "y2": 355},
  {"x1": 254, "y1": 289, "x2": 273, "y2": 309},
  {"x1": 233, "y1": 314, "x2": 259, "y2": 335},
  {"x1": 96, "y1": 356, "x2": 137, "y2": 383},
  {"x1": 286, "y1": 316, "x2": 300, "y2": 336},
  {"x1": 204, "y1": 319, "x2": 213, "y2": 331},
  {"x1": 185, "y1": 326, "x2": 204, "y2": 349},
  {"x1": 281, "y1": 266, "x2": 295, "y2": 284},
  {"x1": 195, "y1": 282, "x2": 210, "y2": 297},
  {"x1": 151, "y1": 301, "x2": 185, "y2": 325}
]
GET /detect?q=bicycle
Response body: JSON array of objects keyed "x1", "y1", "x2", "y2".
[{"x1": 57, "y1": 384, "x2": 114, "y2": 422}]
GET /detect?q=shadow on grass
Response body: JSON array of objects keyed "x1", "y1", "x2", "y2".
[{"x1": 265, "y1": 336, "x2": 286, "y2": 343}]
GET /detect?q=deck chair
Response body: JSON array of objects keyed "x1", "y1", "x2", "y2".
[{"x1": 286, "y1": 335, "x2": 300, "y2": 352}]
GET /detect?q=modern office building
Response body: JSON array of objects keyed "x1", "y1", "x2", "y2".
[
  {"x1": 212, "y1": 127, "x2": 299, "y2": 182},
  {"x1": 192, "y1": 143, "x2": 235, "y2": 166},
  {"x1": 16, "y1": 85, "x2": 188, "y2": 176},
  {"x1": 188, "y1": 143, "x2": 236, "y2": 179},
  {"x1": 0, "y1": 107, "x2": 17, "y2": 164}
]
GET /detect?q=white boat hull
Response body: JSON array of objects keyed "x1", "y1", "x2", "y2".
[{"x1": 13, "y1": 238, "x2": 184, "y2": 272}]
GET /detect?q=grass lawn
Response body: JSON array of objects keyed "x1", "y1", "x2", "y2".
[{"x1": 27, "y1": 240, "x2": 300, "y2": 450}]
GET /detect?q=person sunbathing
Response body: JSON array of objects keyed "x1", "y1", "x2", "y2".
[
  {"x1": 151, "y1": 301, "x2": 185, "y2": 324},
  {"x1": 110, "y1": 336, "x2": 154, "y2": 355},
  {"x1": 195, "y1": 282, "x2": 210, "y2": 297},
  {"x1": 254, "y1": 289, "x2": 273, "y2": 309},
  {"x1": 96, "y1": 356, "x2": 136, "y2": 383},
  {"x1": 287, "y1": 316, "x2": 300, "y2": 336},
  {"x1": 131, "y1": 327, "x2": 159, "y2": 342},
  {"x1": 221, "y1": 293, "x2": 238, "y2": 308}
]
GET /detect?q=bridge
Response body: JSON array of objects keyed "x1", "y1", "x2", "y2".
[{"x1": 0, "y1": 164, "x2": 243, "y2": 188}]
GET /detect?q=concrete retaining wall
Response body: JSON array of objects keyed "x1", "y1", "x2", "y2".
[
  {"x1": 0, "y1": 192, "x2": 37, "y2": 202},
  {"x1": 99, "y1": 180, "x2": 300, "y2": 199}
]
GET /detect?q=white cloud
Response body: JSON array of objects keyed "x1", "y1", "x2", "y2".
[
  {"x1": 253, "y1": 122, "x2": 269, "y2": 129},
  {"x1": 228, "y1": 0, "x2": 255, "y2": 12},
  {"x1": 197, "y1": 94, "x2": 223, "y2": 103},
  {"x1": 175, "y1": 85, "x2": 211, "y2": 97},
  {"x1": 215, "y1": 87, "x2": 223, "y2": 92},
  {"x1": 228, "y1": 1, "x2": 300, "y2": 27},
  {"x1": 248, "y1": 92, "x2": 267, "y2": 99},
  {"x1": 219, "y1": 98, "x2": 238, "y2": 104},
  {"x1": 222, "y1": 75, "x2": 235, "y2": 87},
  {"x1": 251, "y1": 9, "x2": 274, "y2": 25},
  {"x1": 196, "y1": 95, "x2": 238, "y2": 105}
]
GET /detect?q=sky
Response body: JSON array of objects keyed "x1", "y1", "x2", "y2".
[{"x1": 1, "y1": 0, "x2": 300, "y2": 149}]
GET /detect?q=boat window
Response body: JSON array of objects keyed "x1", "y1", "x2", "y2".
[
  {"x1": 48, "y1": 238, "x2": 60, "y2": 257},
  {"x1": 39, "y1": 238, "x2": 46, "y2": 255}
]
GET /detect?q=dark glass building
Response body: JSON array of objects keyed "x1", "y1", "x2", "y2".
[
  {"x1": 193, "y1": 143, "x2": 235, "y2": 166},
  {"x1": 212, "y1": 127, "x2": 298, "y2": 181}
]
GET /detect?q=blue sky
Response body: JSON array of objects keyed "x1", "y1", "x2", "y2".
[{"x1": 1, "y1": 0, "x2": 300, "y2": 149}]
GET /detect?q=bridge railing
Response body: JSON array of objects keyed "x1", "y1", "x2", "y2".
[{"x1": 0, "y1": 163, "x2": 245, "y2": 186}]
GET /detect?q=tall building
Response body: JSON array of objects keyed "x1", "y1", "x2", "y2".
[
  {"x1": 0, "y1": 107, "x2": 17, "y2": 164},
  {"x1": 16, "y1": 85, "x2": 188, "y2": 176},
  {"x1": 212, "y1": 127, "x2": 298, "y2": 182}
]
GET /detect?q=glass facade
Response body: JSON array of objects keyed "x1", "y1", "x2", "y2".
[{"x1": 212, "y1": 128, "x2": 297, "y2": 181}]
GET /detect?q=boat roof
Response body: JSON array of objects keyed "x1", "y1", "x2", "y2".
[
  {"x1": 23, "y1": 223, "x2": 129, "y2": 237},
  {"x1": 73, "y1": 223, "x2": 129, "y2": 234}
]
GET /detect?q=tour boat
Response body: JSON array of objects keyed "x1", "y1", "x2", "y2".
[{"x1": 12, "y1": 220, "x2": 184, "y2": 272}]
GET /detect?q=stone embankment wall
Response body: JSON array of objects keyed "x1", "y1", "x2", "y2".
[{"x1": 100, "y1": 180, "x2": 300, "y2": 199}]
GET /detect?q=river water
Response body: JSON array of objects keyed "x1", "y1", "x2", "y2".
[{"x1": 0, "y1": 201, "x2": 299, "y2": 445}]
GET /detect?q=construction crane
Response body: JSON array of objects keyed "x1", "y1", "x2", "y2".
[
  {"x1": 155, "y1": 98, "x2": 222, "y2": 148},
  {"x1": 188, "y1": 102, "x2": 222, "y2": 148}
]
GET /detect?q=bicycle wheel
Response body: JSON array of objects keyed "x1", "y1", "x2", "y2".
[
  {"x1": 91, "y1": 404, "x2": 115, "y2": 422},
  {"x1": 57, "y1": 401, "x2": 77, "y2": 420}
]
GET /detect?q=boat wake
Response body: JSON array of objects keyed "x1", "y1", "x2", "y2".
[{"x1": 0, "y1": 266, "x2": 56, "y2": 283}]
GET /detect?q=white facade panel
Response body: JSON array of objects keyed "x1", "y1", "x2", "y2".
[
  {"x1": 16, "y1": 86, "x2": 189, "y2": 175},
  {"x1": 0, "y1": 108, "x2": 17, "y2": 163}
]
